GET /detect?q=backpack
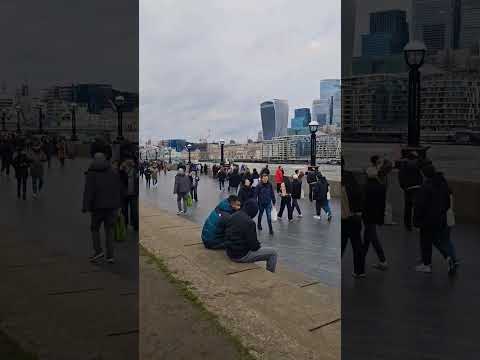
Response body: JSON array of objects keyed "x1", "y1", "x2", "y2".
[
  {"x1": 201, "y1": 200, "x2": 232, "y2": 249},
  {"x1": 313, "y1": 177, "x2": 328, "y2": 202}
]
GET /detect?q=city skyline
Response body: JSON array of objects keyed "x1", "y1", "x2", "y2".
[{"x1": 140, "y1": 0, "x2": 340, "y2": 144}]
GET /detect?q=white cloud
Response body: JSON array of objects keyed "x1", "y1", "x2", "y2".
[{"x1": 140, "y1": 0, "x2": 340, "y2": 143}]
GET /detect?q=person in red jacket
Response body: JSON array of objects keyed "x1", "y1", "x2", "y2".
[{"x1": 274, "y1": 165, "x2": 283, "y2": 193}]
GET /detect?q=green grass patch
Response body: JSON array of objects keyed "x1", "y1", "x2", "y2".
[{"x1": 140, "y1": 245, "x2": 257, "y2": 360}]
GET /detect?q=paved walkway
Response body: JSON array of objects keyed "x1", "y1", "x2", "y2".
[
  {"x1": 342, "y1": 220, "x2": 480, "y2": 359},
  {"x1": 139, "y1": 170, "x2": 340, "y2": 286}
]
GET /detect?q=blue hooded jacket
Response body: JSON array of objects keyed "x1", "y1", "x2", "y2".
[{"x1": 201, "y1": 199, "x2": 235, "y2": 249}]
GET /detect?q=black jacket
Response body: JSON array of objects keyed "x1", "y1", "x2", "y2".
[
  {"x1": 291, "y1": 179, "x2": 302, "y2": 199},
  {"x1": 82, "y1": 159, "x2": 123, "y2": 212},
  {"x1": 313, "y1": 176, "x2": 329, "y2": 203},
  {"x1": 238, "y1": 185, "x2": 256, "y2": 205},
  {"x1": 225, "y1": 205, "x2": 260, "y2": 259},
  {"x1": 12, "y1": 152, "x2": 31, "y2": 178},
  {"x1": 229, "y1": 171, "x2": 242, "y2": 188},
  {"x1": 413, "y1": 172, "x2": 450, "y2": 229},
  {"x1": 343, "y1": 170, "x2": 363, "y2": 213},
  {"x1": 363, "y1": 178, "x2": 386, "y2": 225},
  {"x1": 398, "y1": 159, "x2": 423, "y2": 190}
]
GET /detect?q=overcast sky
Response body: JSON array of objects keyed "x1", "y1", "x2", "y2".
[
  {"x1": 0, "y1": 0, "x2": 138, "y2": 95},
  {"x1": 140, "y1": 0, "x2": 340, "y2": 143}
]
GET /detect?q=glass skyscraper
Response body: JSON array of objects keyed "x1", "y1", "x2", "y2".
[
  {"x1": 291, "y1": 108, "x2": 311, "y2": 129},
  {"x1": 260, "y1": 99, "x2": 289, "y2": 140}
]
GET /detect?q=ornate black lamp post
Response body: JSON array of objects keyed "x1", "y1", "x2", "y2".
[
  {"x1": 186, "y1": 143, "x2": 192, "y2": 164},
  {"x1": 219, "y1": 139, "x2": 225, "y2": 165},
  {"x1": 115, "y1": 95, "x2": 125, "y2": 141},
  {"x1": 403, "y1": 41, "x2": 427, "y2": 157},
  {"x1": 1, "y1": 108, "x2": 6, "y2": 132},
  {"x1": 308, "y1": 120, "x2": 319, "y2": 167},
  {"x1": 70, "y1": 102, "x2": 78, "y2": 140},
  {"x1": 15, "y1": 105, "x2": 21, "y2": 134}
]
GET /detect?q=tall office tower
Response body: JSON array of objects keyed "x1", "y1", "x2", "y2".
[
  {"x1": 342, "y1": 0, "x2": 356, "y2": 77},
  {"x1": 460, "y1": 0, "x2": 480, "y2": 50},
  {"x1": 413, "y1": 0, "x2": 454, "y2": 52},
  {"x1": 260, "y1": 99, "x2": 289, "y2": 140},
  {"x1": 291, "y1": 108, "x2": 311, "y2": 129},
  {"x1": 320, "y1": 79, "x2": 341, "y2": 124},
  {"x1": 362, "y1": 10, "x2": 409, "y2": 57}
]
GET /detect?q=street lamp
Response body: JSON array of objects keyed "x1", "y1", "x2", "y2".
[
  {"x1": 168, "y1": 147, "x2": 172, "y2": 164},
  {"x1": 70, "y1": 102, "x2": 78, "y2": 140},
  {"x1": 186, "y1": 143, "x2": 192, "y2": 164},
  {"x1": 155, "y1": 148, "x2": 158, "y2": 160},
  {"x1": 308, "y1": 120, "x2": 319, "y2": 167},
  {"x1": 37, "y1": 103, "x2": 44, "y2": 134},
  {"x1": 1, "y1": 108, "x2": 6, "y2": 132},
  {"x1": 219, "y1": 139, "x2": 225, "y2": 165},
  {"x1": 115, "y1": 95, "x2": 125, "y2": 141},
  {"x1": 404, "y1": 40, "x2": 426, "y2": 151},
  {"x1": 15, "y1": 105, "x2": 21, "y2": 134}
]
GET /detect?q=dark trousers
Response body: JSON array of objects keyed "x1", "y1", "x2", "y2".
[
  {"x1": 219, "y1": 180, "x2": 225, "y2": 190},
  {"x1": 32, "y1": 176, "x2": 44, "y2": 194},
  {"x1": 1, "y1": 157, "x2": 11, "y2": 175},
  {"x1": 278, "y1": 195, "x2": 293, "y2": 220},
  {"x1": 363, "y1": 223, "x2": 386, "y2": 262},
  {"x1": 91, "y1": 209, "x2": 116, "y2": 258},
  {"x1": 16, "y1": 176, "x2": 27, "y2": 199},
  {"x1": 276, "y1": 183, "x2": 281, "y2": 193},
  {"x1": 145, "y1": 176, "x2": 151, "y2": 187},
  {"x1": 122, "y1": 196, "x2": 138, "y2": 230},
  {"x1": 292, "y1": 198, "x2": 301, "y2": 215},
  {"x1": 191, "y1": 187, "x2": 198, "y2": 201},
  {"x1": 341, "y1": 216, "x2": 365, "y2": 275},
  {"x1": 309, "y1": 184, "x2": 313, "y2": 201},
  {"x1": 403, "y1": 188, "x2": 418, "y2": 229},
  {"x1": 420, "y1": 226, "x2": 454, "y2": 265}
]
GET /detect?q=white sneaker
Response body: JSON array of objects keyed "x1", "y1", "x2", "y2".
[
  {"x1": 415, "y1": 264, "x2": 432, "y2": 273},
  {"x1": 372, "y1": 262, "x2": 388, "y2": 271},
  {"x1": 313, "y1": 215, "x2": 321, "y2": 220},
  {"x1": 297, "y1": 214, "x2": 303, "y2": 218},
  {"x1": 176, "y1": 210, "x2": 182, "y2": 215}
]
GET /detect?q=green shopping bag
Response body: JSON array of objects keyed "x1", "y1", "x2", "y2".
[
  {"x1": 114, "y1": 214, "x2": 127, "y2": 242},
  {"x1": 185, "y1": 194, "x2": 193, "y2": 207}
]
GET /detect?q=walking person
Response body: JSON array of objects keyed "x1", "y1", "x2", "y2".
[
  {"x1": 82, "y1": 153, "x2": 123, "y2": 263},
  {"x1": 173, "y1": 167, "x2": 192, "y2": 215},
  {"x1": 414, "y1": 164, "x2": 455, "y2": 274},
  {"x1": 256, "y1": 173, "x2": 276, "y2": 235},
  {"x1": 251, "y1": 168, "x2": 260, "y2": 187},
  {"x1": 274, "y1": 165, "x2": 283, "y2": 193},
  {"x1": 341, "y1": 158, "x2": 366, "y2": 278},
  {"x1": 144, "y1": 165, "x2": 152, "y2": 188},
  {"x1": 0, "y1": 136, "x2": 14, "y2": 176},
  {"x1": 217, "y1": 167, "x2": 226, "y2": 191},
  {"x1": 313, "y1": 172, "x2": 332, "y2": 221},
  {"x1": 29, "y1": 144, "x2": 47, "y2": 199},
  {"x1": 398, "y1": 151, "x2": 423, "y2": 231},
  {"x1": 119, "y1": 159, "x2": 139, "y2": 231},
  {"x1": 238, "y1": 178, "x2": 256, "y2": 206},
  {"x1": 189, "y1": 170, "x2": 200, "y2": 202},
  {"x1": 225, "y1": 199, "x2": 278, "y2": 273},
  {"x1": 151, "y1": 163, "x2": 158, "y2": 186},
  {"x1": 291, "y1": 174, "x2": 303, "y2": 217},
  {"x1": 228, "y1": 167, "x2": 242, "y2": 194},
  {"x1": 277, "y1": 173, "x2": 293, "y2": 221},
  {"x1": 12, "y1": 146, "x2": 31, "y2": 200},
  {"x1": 306, "y1": 167, "x2": 319, "y2": 202},
  {"x1": 363, "y1": 166, "x2": 388, "y2": 270},
  {"x1": 57, "y1": 139, "x2": 66, "y2": 167}
]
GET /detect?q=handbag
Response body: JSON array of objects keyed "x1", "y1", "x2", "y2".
[
  {"x1": 114, "y1": 214, "x2": 127, "y2": 242},
  {"x1": 271, "y1": 207, "x2": 278, "y2": 222},
  {"x1": 185, "y1": 194, "x2": 193, "y2": 207},
  {"x1": 446, "y1": 208, "x2": 455, "y2": 227}
]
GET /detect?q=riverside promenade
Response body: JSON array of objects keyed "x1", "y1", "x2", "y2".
[
  {"x1": 140, "y1": 170, "x2": 340, "y2": 286},
  {"x1": 139, "y1": 168, "x2": 340, "y2": 359}
]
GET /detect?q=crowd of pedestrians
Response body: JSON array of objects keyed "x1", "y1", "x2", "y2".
[{"x1": 341, "y1": 152, "x2": 458, "y2": 278}]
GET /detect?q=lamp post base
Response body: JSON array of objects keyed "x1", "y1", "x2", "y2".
[{"x1": 401, "y1": 145, "x2": 430, "y2": 160}]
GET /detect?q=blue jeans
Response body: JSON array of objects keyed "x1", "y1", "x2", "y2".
[
  {"x1": 232, "y1": 247, "x2": 278, "y2": 272},
  {"x1": 258, "y1": 202, "x2": 273, "y2": 231}
]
